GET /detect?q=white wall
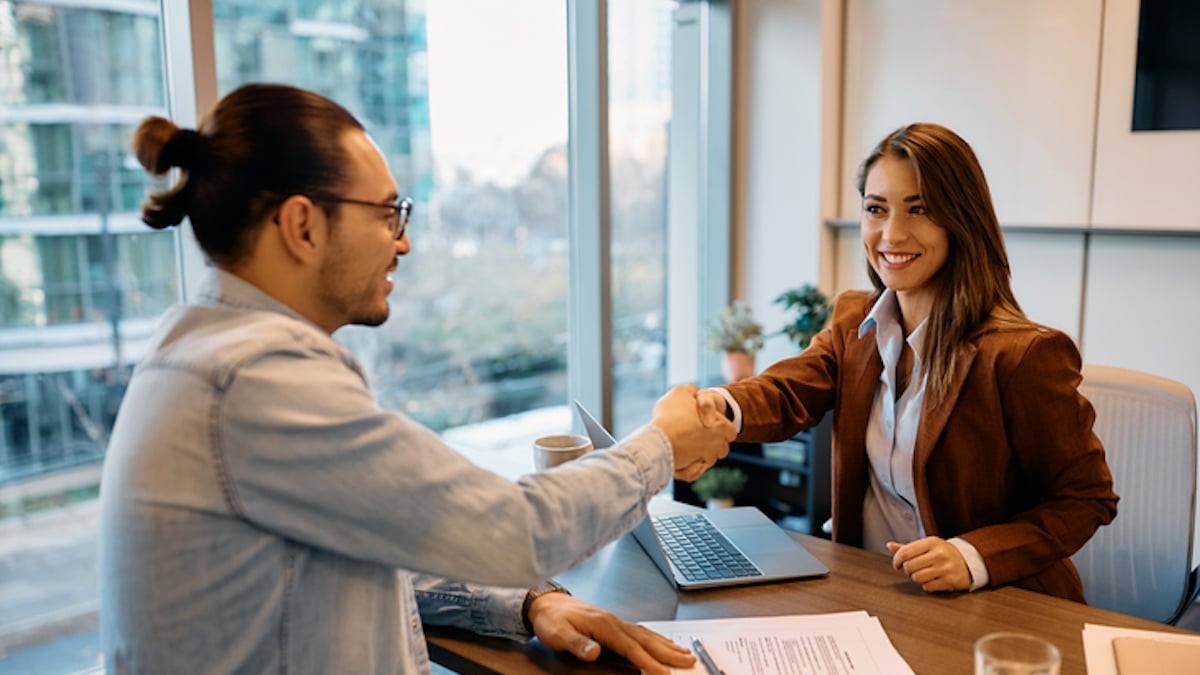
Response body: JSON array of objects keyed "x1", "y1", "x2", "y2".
[
  {"x1": 1091, "y1": 0, "x2": 1200, "y2": 229},
  {"x1": 741, "y1": 0, "x2": 1200, "y2": 400},
  {"x1": 827, "y1": 0, "x2": 1106, "y2": 344},
  {"x1": 743, "y1": 0, "x2": 1200, "y2": 370},
  {"x1": 746, "y1": 0, "x2": 1200, "y2": 573},
  {"x1": 739, "y1": 0, "x2": 824, "y2": 367},
  {"x1": 1082, "y1": 235, "x2": 1200, "y2": 394},
  {"x1": 1005, "y1": 231, "x2": 1086, "y2": 342},
  {"x1": 828, "y1": 0, "x2": 1200, "y2": 377},
  {"x1": 840, "y1": 0, "x2": 1102, "y2": 226}
]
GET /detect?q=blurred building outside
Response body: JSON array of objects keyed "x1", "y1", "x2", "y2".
[{"x1": 1, "y1": 1, "x2": 677, "y2": 670}]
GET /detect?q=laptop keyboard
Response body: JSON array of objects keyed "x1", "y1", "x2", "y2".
[{"x1": 653, "y1": 513, "x2": 764, "y2": 582}]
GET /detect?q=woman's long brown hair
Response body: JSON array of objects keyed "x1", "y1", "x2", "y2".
[{"x1": 857, "y1": 123, "x2": 1034, "y2": 406}]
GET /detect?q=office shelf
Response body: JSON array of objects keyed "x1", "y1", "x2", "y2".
[{"x1": 674, "y1": 415, "x2": 832, "y2": 538}]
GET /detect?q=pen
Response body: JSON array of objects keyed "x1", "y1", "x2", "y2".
[{"x1": 690, "y1": 636, "x2": 725, "y2": 675}]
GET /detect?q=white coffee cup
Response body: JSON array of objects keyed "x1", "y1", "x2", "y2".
[
  {"x1": 974, "y1": 632, "x2": 1061, "y2": 675},
  {"x1": 533, "y1": 434, "x2": 593, "y2": 472}
]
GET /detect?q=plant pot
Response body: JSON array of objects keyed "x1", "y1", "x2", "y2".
[
  {"x1": 706, "y1": 498, "x2": 735, "y2": 510},
  {"x1": 722, "y1": 351, "x2": 756, "y2": 382}
]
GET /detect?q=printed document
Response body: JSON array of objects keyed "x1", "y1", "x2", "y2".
[{"x1": 641, "y1": 611, "x2": 914, "y2": 675}]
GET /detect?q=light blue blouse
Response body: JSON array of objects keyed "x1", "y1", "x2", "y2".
[{"x1": 858, "y1": 290, "x2": 987, "y2": 589}]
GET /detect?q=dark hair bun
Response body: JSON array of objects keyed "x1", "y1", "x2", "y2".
[
  {"x1": 140, "y1": 189, "x2": 190, "y2": 230},
  {"x1": 134, "y1": 116, "x2": 199, "y2": 230},
  {"x1": 161, "y1": 129, "x2": 206, "y2": 172},
  {"x1": 133, "y1": 117, "x2": 206, "y2": 175}
]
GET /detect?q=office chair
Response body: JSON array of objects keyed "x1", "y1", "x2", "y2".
[{"x1": 1071, "y1": 364, "x2": 1199, "y2": 624}]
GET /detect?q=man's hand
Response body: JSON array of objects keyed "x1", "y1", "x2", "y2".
[
  {"x1": 526, "y1": 592, "x2": 695, "y2": 675},
  {"x1": 673, "y1": 388, "x2": 736, "y2": 481},
  {"x1": 886, "y1": 537, "x2": 972, "y2": 593},
  {"x1": 651, "y1": 385, "x2": 736, "y2": 480}
]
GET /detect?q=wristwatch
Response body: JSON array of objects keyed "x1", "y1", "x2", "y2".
[{"x1": 521, "y1": 579, "x2": 570, "y2": 633}]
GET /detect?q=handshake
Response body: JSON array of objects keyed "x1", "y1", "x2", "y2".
[{"x1": 650, "y1": 385, "x2": 739, "y2": 482}]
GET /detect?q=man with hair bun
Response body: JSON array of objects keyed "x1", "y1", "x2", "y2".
[{"x1": 99, "y1": 83, "x2": 733, "y2": 674}]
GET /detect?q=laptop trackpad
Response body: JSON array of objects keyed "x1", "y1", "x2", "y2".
[{"x1": 724, "y1": 521, "x2": 828, "y2": 576}]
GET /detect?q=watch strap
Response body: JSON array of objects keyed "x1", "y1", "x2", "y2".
[{"x1": 521, "y1": 579, "x2": 570, "y2": 633}]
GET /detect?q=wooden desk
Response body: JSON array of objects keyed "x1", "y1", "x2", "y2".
[{"x1": 426, "y1": 532, "x2": 1194, "y2": 674}]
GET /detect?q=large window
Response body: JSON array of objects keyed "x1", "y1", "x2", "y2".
[
  {"x1": 608, "y1": 0, "x2": 673, "y2": 436},
  {"x1": 0, "y1": 1, "x2": 731, "y2": 669},
  {"x1": 210, "y1": 0, "x2": 568, "y2": 432},
  {"x1": 0, "y1": 0, "x2": 174, "y2": 484},
  {"x1": 0, "y1": 0, "x2": 174, "y2": 668}
]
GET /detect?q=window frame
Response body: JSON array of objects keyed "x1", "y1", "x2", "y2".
[{"x1": 160, "y1": 0, "x2": 732, "y2": 429}]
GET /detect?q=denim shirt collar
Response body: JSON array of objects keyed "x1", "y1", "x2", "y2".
[
  {"x1": 196, "y1": 268, "x2": 312, "y2": 324},
  {"x1": 193, "y1": 268, "x2": 359, "y2": 370}
]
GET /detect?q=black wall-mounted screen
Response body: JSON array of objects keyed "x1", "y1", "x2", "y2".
[{"x1": 1132, "y1": 0, "x2": 1200, "y2": 131}]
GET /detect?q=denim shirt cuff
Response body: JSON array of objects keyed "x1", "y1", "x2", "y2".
[
  {"x1": 625, "y1": 424, "x2": 673, "y2": 496},
  {"x1": 474, "y1": 586, "x2": 531, "y2": 642},
  {"x1": 415, "y1": 579, "x2": 529, "y2": 642}
]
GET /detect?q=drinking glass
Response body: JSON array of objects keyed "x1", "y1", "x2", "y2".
[{"x1": 974, "y1": 632, "x2": 1061, "y2": 675}]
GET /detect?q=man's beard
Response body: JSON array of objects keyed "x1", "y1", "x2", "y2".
[
  {"x1": 318, "y1": 250, "x2": 392, "y2": 328},
  {"x1": 350, "y1": 306, "x2": 390, "y2": 327}
]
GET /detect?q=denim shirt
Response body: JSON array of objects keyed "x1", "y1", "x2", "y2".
[{"x1": 99, "y1": 269, "x2": 673, "y2": 674}]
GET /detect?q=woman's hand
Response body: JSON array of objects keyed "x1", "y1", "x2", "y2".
[
  {"x1": 695, "y1": 388, "x2": 729, "y2": 427},
  {"x1": 886, "y1": 537, "x2": 972, "y2": 592},
  {"x1": 526, "y1": 592, "x2": 695, "y2": 675}
]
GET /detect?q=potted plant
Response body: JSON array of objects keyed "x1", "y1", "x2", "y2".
[
  {"x1": 774, "y1": 284, "x2": 831, "y2": 351},
  {"x1": 706, "y1": 300, "x2": 764, "y2": 381},
  {"x1": 690, "y1": 466, "x2": 749, "y2": 509}
]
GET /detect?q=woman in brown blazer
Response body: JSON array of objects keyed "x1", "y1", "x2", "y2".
[{"x1": 697, "y1": 123, "x2": 1117, "y2": 602}]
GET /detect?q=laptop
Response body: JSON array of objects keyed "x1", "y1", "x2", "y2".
[{"x1": 574, "y1": 401, "x2": 829, "y2": 590}]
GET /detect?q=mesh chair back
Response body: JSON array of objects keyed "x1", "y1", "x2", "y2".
[{"x1": 1072, "y1": 364, "x2": 1198, "y2": 623}]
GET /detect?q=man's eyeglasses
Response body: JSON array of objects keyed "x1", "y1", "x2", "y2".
[{"x1": 311, "y1": 195, "x2": 414, "y2": 240}]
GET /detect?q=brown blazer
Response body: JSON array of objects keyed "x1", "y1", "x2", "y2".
[{"x1": 724, "y1": 291, "x2": 1118, "y2": 602}]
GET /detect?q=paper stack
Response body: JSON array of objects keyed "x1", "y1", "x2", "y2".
[{"x1": 641, "y1": 611, "x2": 914, "y2": 675}]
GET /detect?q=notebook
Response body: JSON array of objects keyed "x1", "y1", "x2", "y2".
[
  {"x1": 574, "y1": 401, "x2": 829, "y2": 590},
  {"x1": 1112, "y1": 635, "x2": 1200, "y2": 675}
]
